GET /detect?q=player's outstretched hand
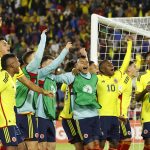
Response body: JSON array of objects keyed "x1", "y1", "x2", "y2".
[
  {"x1": 42, "y1": 89, "x2": 54, "y2": 98},
  {"x1": 65, "y1": 42, "x2": 73, "y2": 51},
  {"x1": 42, "y1": 29, "x2": 48, "y2": 34},
  {"x1": 72, "y1": 68, "x2": 79, "y2": 75},
  {"x1": 125, "y1": 35, "x2": 133, "y2": 41},
  {"x1": 118, "y1": 116, "x2": 127, "y2": 124}
]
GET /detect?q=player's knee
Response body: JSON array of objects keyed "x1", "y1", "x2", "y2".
[
  {"x1": 145, "y1": 138, "x2": 150, "y2": 145},
  {"x1": 99, "y1": 140, "x2": 106, "y2": 149},
  {"x1": 109, "y1": 139, "x2": 119, "y2": 148}
]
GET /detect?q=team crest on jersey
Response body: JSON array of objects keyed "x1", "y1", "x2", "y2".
[
  {"x1": 84, "y1": 134, "x2": 88, "y2": 138},
  {"x1": 83, "y1": 85, "x2": 92, "y2": 94},
  {"x1": 114, "y1": 78, "x2": 118, "y2": 83},
  {"x1": 50, "y1": 85, "x2": 56, "y2": 93},
  {"x1": 35, "y1": 133, "x2": 39, "y2": 138},
  {"x1": 128, "y1": 131, "x2": 131, "y2": 135},
  {"x1": 144, "y1": 129, "x2": 148, "y2": 134},
  {"x1": 101, "y1": 80, "x2": 105, "y2": 83},
  {"x1": 40, "y1": 134, "x2": 45, "y2": 139},
  {"x1": 12, "y1": 137, "x2": 16, "y2": 142}
]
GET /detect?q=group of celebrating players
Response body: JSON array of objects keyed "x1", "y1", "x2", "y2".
[{"x1": 0, "y1": 18, "x2": 150, "y2": 150}]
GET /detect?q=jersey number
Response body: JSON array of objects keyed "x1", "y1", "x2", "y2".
[{"x1": 107, "y1": 84, "x2": 115, "y2": 92}]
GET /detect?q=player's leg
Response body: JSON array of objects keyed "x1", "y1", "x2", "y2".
[
  {"x1": 109, "y1": 117, "x2": 120, "y2": 150},
  {"x1": 62, "y1": 118, "x2": 83, "y2": 150},
  {"x1": 17, "y1": 114, "x2": 38, "y2": 150},
  {"x1": 38, "y1": 117, "x2": 48, "y2": 150},
  {"x1": 76, "y1": 116, "x2": 101, "y2": 150},
  {"x1": 141, "y1": 122, "x2": 150, "y2": 150},
  {"x1": 118, "y1": 119, "x2": 131, "y2": 150},
  {"x1": 99, "y1": 116, "x2": 109, "y2": 149},
  {"x1": 46, "y1": 120, "x2": 56, "y2": 150},
  {"x1": 0, "y1": 126, "x2": 23, "y2": 150}
]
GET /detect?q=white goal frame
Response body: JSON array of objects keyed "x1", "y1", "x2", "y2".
[{"x1": 90, "y1": 14, "x2": 150, "y2": 64}]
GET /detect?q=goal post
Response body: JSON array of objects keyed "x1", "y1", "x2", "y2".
[{"x1": 90, "y1": 14, "x2": 150, "y2": 64}]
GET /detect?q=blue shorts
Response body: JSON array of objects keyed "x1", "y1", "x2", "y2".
[
  {"x1": 75, "y1": 116, "x2": 101, "y2": 145},
  {"x1": 62, "y1": 118, "x2": 81, "y2": 144},
  {"x1": 119, "y1": 119, "x2": 131, "y2": 140},
  {"x1": 142, "y1": 122, "x2": 150, "y2": 139},
  {"x1": 0, "y1": 125, "x2": 24, "y2": 146},
  {"x1": 99, "y1": 116, "x2": 120, "y2": 141},
  {"x1": 16, "y1": 114, "x2": 38, "y2": 141},
  {"x1": 38, "y1": 117, "x2": 55, "y2": 142}
]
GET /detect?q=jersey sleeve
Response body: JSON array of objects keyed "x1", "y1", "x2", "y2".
[
  {"x1": 26, "y1": 32, "x2": 46, "y2": 72},
  {"x1": 119, "y1": 41, "x2": 132, "y2": 74},
  {"x1": 0, "y1": 71, "x2": 9, "y2": 92}
]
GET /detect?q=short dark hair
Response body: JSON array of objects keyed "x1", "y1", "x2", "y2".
[
  {"x1": 89, "y1": 61, "x2": 94, "y2": 66},
  {"x1": 22, "y1": 50, "x2": 35, "y2": 64},
  {"x1": 99, "y1": 60, "x2": 108, "y2": 71},
  {"x1": 1, "y1": 53, "x2": 16, "y2": 70},
  {"x1": 41, "y1": 55, "x2": 54, "y2": 66},
  {"x1": 128, "y1": 61, "x2": 134, "y2": 66},
  {"x1": 64, "y1": 60, "x2": 76, "y2": 72}
]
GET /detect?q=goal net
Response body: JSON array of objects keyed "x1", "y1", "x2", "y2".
[
  {"x1": 90, "y1": 14, "x2": 150, "y2": 146},
  {"x1": 90, "y1": 14, "x2": 150, "y2": 69}
]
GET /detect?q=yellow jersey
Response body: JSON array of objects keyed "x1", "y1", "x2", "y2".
[
  {"x1": 0, "y1": 58, "x2": 24, "y2": 82},
  {"x1": 0, "y1": 70, "x2": 16, "y2": 127},
  {"x1": 136, "y1": 70, "x2": 150, "y2": 123},
  {"x1": 60, "y1": 83, "x2": 73, "y2": 119},
  {"x1": 97, "y1": 41, "x2": 132, "y2": 116},
  {"x1": 118, "y1": 73, "x2": 132, "y2": 118}
]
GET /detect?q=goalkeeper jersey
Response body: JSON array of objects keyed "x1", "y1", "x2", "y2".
[
  {"x1": 136, "y1": 70, "x2": 150, "y2": 123},
  {"x1": 97, "y1": 41, "x2": 132, "y2": 116},
  {"x1": 118, "y1": 73, "x2": 132, "y2": 118},
  {"x1": 0, "y1": 70, "x2": 16, "y2": 127}
]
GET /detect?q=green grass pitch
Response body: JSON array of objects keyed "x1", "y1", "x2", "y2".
[{"x1": 56, "y1": 143, "x2": 144, "y2": 150}]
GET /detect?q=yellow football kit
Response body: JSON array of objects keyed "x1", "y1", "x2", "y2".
[
  {"x1": 136, "y1": 70, "x2": 150, "y2": 123},
  {"x1": 118, "y1": 73, "x2": 132, "y2": 118},
  {"x1": 97, "y1": 41, "x2": 132, "y2": 116},
  {"x1": 0, "y1": 70, "x2": 16, "y2": 127},
  {"x1": 60, "y1": 83, "x2": 73, "y2": 119}
]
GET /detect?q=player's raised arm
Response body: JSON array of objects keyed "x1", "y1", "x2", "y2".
[
  {"x1": 38, "y1": 42, "x2": 72, "y2": 79},
  {"x1": 26, "y1": 29, "x2": 47, "y2": 72},
  {"x1": 119, "y1": 35, "x2": 133, "y2": 74}
]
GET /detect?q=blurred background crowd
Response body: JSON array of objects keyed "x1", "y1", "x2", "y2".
[{"x1": 0, "y1": 0, "x2": 150, "y2": 120}]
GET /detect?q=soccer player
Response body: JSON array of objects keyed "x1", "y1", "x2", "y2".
[
  {"x1": 117, "y1": 61, "x2": 138, "y2": 150},
  {"x1": 97, "y1": 36, "x2": 133, "y2": 150},
  {"x1": 60, "y1": 60, "x2": 83, "y2": 150},
  {"x1": 0, "y1": 54, "x2": 23, "y2": 150},
  {"x1": 41, "y1": 56, "x2": 102, "y2": 150},
  {"x1": 136, "y1": 51, "x2": 150, "y2": 150},
  {"x1": 33, "y1": 42, "x2": 72, "y2": 150}
]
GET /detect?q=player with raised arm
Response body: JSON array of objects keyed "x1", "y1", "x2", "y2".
[
  {"x1": 117, "y1": 61, "x2": 139, "y2": 150},
  {"x1": 136, "y1": 51, "x2": 150, "y2": 150},
  {"x1": 33, "y1": 42, "x2": 72, "y2": 150},
  {"x1": 97, "y1": 36, "x2": 133, "y2": 150}
]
